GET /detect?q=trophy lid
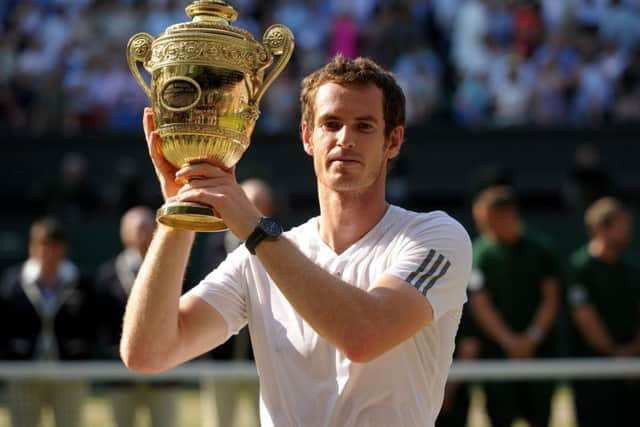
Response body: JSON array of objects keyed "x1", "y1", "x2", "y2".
[
  {"x1": 161, "y1": 0, "x2": 255, "y2": 43},
  {"x1": 185, "y1": 0, "x2": 238, "y2": 24}
]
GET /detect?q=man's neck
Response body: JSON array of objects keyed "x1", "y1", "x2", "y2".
[
  {"x1": 39, "y1": 266, "x2": 59, "y2": 288},
  {"x1": 588, "y1": 239, "x2": 622, "y2": 264},
  {"x1": 317, "y1": 185, "x2": 388, "y2": 255},
  {"x1": 487, "y1": 223, "x2": 522, "y2": 246}
]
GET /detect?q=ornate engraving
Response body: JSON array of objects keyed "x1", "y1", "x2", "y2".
[
  {"x1": 131, "y1": 37, "x2": 151, "y2": 59},
  {"x1": 240, "y1": 104, "x2": 260, "y2": 122},
  {"x1": 151, "y1": 38, "x2": 269, "y2": 73},
  {"x1": 265, "y1": 29, "x2": 285, "y2": 49}
]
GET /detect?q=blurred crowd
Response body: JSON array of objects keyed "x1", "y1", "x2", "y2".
[{"x1": 2, "y1": 0, "x2": 640, "y2": 137}]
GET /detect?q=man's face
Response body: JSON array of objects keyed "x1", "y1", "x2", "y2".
[
  {"x1": 606, "y1": 212, "x2": 633, "y2": 250},
  {"x1": 302, "y1": 82, "x2": 402, "y2": 193},
  {"x1": 485, "y1": 206, "x2": 518, "y2": 241},
  {"x1": 30, "y1": 239, "x2": 65, "y2": 270}
]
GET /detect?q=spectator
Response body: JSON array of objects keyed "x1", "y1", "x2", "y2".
[
  {"x1": 572, "y1": 45, "x2": 615, "y2": 125},
  {"x1": 531, "y1": 58, "x2": 570, "y2": 126},
  {"x1": 0, "y1": 217, "x2": 97, "y2": 427},
  {"x1": 598, "y1": 0, "x2": 640, "y2": 53},
  {"x1": 612, "y1": 48, "x2": 640, "y2": 123},
  {"x1": 489, "y1": 53, "x2": 534, "y2": 126},
  {"x1": 452, "y1": 72, "x2": 493, "y2": 126},
  {"x1": 394, "y1": 41, "x2": 443, "y2": 125},
  {"x1": 567, "y1": 196, "x2": 640, "y2": 427},
  {"x1": 451, "y1": 0, "x2": 490, "y2": 77},
  {"x1": 511, "y1": 1, "x2": 542, "y2": 58},
  {"x1": 200, "y1": 178, "x2": 276, "y2": 427},
  {"x1": 259, "y1": 67, "x2": 299, "y2": 134},
  {"x1": 329, "y1": 10, "x2": 358, "y2": 59},
  {"x1": 540, "y1": 0, "x2": 573, "y2": 30},
  {"x1": 468, "y1": 186, "x2": 561, "y2": 427},
  {"x1": 95, "y1": 206, "x2": 179, "y2": 427}
]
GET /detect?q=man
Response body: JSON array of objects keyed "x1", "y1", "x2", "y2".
[
  {"x1": 0, "y1": 217, "x2": 96, "y2": 427},
  {"x1": 95, "y1": 206, "x2": 179, "y2": 427},
  {"x1": 200, "y1": 178, "x2": 275, "y2": 427},
  {"x1": 468, "y1": 185, "x2": 561, "y2": 427},
  {"x1": 120, "y1": 55, "x2": 472, "y2": 426},
  {"x1": 568, "y1": 196, "x2": 640, "y2": 427}
]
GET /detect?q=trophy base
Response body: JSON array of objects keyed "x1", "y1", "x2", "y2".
[{"x1": 156, "y1": 202, "x2": 228, "y2": 232}]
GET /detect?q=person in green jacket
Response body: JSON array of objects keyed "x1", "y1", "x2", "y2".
[
  {"x1": 568, "y1": 196, "x2": 640, "y2": 427},
  {"x1": 468, "y1": 185, "x2": 561, "y2": 427}
]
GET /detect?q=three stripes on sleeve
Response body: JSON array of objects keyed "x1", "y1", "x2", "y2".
[{"x1": 405, "y1": 249, "x2": 451, "y2": 296}]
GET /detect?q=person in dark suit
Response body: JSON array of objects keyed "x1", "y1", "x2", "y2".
[
  {"x1": 95, "y1": 206, "x2": 179, "y2": 427},
  {"x1": 0, "y1": 217, "x2": 97, "y2": 427}
]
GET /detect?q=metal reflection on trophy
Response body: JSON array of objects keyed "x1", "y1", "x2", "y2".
[{"x1": 126, "y1": 0, "x2": 294, "y2": 231}]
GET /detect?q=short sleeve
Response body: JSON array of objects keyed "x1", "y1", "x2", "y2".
[
  {"x1": 567, "y1": 282, "x2": 591, "y2": 307},
  {"x1": 566, "y1": 257, "x2": 592, "y2": 308},
  {"x1": 386, "y1": 213, "x2": 473, "y2": 321},
  {"x1": 185, "y1": 246, "x2": 249, "y2": 339}
]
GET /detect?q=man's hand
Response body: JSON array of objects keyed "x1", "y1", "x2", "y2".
[
  {"x1": 171, "y1": 162, "x2": 262, "y2": 240},
  {"x1": 614, "y1": 341, "x2": 640, "y2": 358},
  {"x1": 502, "y1": 333, "x2": 537, "y2": 359},
  {"x1": 143, "y1": 107, "x2": 181, "y2": 200}
]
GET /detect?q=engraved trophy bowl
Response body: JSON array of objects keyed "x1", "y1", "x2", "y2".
[{"x1": 127, "y1": 0, "x2": 294, "y2": 231}]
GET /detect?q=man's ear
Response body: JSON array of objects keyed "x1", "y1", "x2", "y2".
[
  {"x1": 386, "y1": 126, "x2": 404, "y2": 160},
  {"x1": 302, "y1": 122, "x2": 314, "y2": 156}
]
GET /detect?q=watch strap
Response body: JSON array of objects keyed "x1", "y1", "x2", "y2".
[
  {"x1": 245, "y1": 217, "x2": 282, "y2": 255},
  {"x1": 245, "y1": 224, "x2": 267, "y2": 255}
]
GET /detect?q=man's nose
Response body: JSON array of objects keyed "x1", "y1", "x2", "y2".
[{"x1": 336, "y1": 126, "x2": 355, "y2": 148}]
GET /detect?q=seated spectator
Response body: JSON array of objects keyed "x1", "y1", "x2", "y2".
[
  {"x1": 0, "y1": 217, "x2": 97, "y2": 427},
  {"x1": 95, "y1": 206, "x2": 179, "y2": 427},
  {"x1": 489, "y1": 54, "x2": 534, "y2": 126},
  {"x1": 567, "y1": 196, "x2": 640, "y2": 427}
]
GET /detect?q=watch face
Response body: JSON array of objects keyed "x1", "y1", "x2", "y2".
[{"x1": 261, "y1": 218, "x2": 282, "y2": 236}]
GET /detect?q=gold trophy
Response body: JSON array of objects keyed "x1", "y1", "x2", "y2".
[{"x1": 127, "y1": 0, "x2": 294, "y2": 231}]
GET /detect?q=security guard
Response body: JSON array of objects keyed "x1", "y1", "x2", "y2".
[
  {"x1": 568, "y1": 196, "x2": 640, "y2": 427},
  {"x1": 468, "y1": 186, "x2": 561, "y2": 427}
]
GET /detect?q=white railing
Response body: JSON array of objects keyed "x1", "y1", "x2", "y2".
[{"x1": 0, "y1": 359, "x2": 639, "y2": 382}]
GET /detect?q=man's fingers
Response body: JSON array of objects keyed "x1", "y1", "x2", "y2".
[
  {"x1": 175, "y1": 188, "x2": 224, "y2": 207},
  {"x1": 150, "y1": 132, "x2": 177, "y2": 176},
  {"x1": 176, "y1": 162, "x2": 229, "y2": 180},
  {"x1": 177, "y1": 178, "x2": 228, "y2": 193},
  {"x1": 143, "y1": 108, "x2": 155, "y2": 143}
]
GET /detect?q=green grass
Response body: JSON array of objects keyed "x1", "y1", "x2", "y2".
[{"x1": 0, "y1": 386, "x2": 576, "y2": 427}]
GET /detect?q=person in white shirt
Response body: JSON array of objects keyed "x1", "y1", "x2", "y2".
[{"x1": 120, "y1": 55, "x2": 472, "y2": 427}]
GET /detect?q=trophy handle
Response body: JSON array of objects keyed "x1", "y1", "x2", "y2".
[
  {"x1": 126, "y1": 32, "x2": 154, "y2": 101},
  {"x1": 253, "y1": 25, "x2": 295, "y2": 105}
]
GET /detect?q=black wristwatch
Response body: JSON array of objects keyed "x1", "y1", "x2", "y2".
[{"x1": 245, "y1": 217, "x2": 283, "y2": 255}]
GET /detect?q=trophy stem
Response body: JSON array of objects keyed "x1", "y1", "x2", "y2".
[{"x1": 156, "y1": 201, "x2": 228, "y2": 232}]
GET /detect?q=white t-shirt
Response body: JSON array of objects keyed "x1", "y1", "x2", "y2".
[{"x1": 188, "y1": 205, "x2": 472, "y2": 427}]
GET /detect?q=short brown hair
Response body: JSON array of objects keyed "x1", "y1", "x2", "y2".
[
  {"x1": 30, "y1": 217, "x2": 66, "y2": 244},
  {"x1": 585, "y1": 196, "x2": 628, "y2": 235},
  {"x1": 473, "y1": 185, "x2": 517, "y2": 210},
  {"x1": 300, "y1": 55, "x2": 406, "y2": 137}
]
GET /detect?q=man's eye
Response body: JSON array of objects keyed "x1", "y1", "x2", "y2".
[
  {"x1": 358, "y1": 122, "x2": 374, "y2": 131},
  {"x1": 323, "y1": 121, "x2": 341, "y2": 131}
]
